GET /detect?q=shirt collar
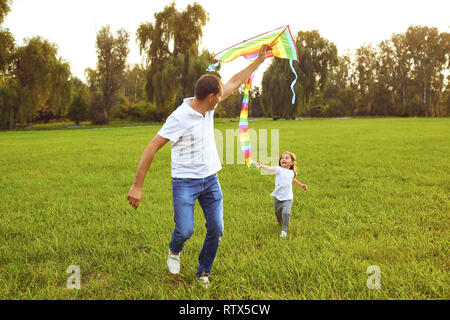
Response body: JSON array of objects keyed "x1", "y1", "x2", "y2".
[{"x1": 183, "y1": 97, "x2": 209, "y2": 117}]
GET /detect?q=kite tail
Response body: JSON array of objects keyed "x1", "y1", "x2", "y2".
[
  {"x1": 239, "y1": 72, "x2": 257, "y2": 168},
  {"x1": 206, "y1": 61, "x2": 220, "y2": 72},
  {"x1": 289, "y1": 59, "x2": 297, "y2": 104}
]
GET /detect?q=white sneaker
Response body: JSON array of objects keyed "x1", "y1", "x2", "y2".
[
  {"x1": 280, "y1": 230, "x2": 288, "y2": 238},
  {"x1": 198, "y1": 276, "x2": 210, "y2": 288},
  {"x1": 167, "y1": 251, "x2": 180, "y2": 274}
]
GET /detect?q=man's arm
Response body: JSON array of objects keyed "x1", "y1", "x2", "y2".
[
  {"x1": 127, "y1": 134, "x2": 169, "y2": 209},
  {"x1": 220, "y1": 45, "x2": 270, "y2": 102}
]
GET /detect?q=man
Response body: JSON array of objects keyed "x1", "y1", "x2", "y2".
[{"x1": 127, "y1": 45, "x2": 269, "y2": 286}]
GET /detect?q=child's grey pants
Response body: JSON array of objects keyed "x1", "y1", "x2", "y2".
[{"x1": 274, "y1": 198, "x2": 293, "y2": 232}]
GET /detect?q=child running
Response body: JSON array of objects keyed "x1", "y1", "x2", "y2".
[{"x1": 257, "y1": 151, "x2": 307, "y2": 238}]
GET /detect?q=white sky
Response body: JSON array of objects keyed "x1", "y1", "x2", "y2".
[{"x1": 3, "y1": 0, "x2": 450, "y2": 86}]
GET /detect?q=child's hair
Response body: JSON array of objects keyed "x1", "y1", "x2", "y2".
[{"x1": 279, "y1": 151, "x2": 297, "y2": 178}]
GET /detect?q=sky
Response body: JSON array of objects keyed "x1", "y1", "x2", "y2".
[{"x1": 3, "y1": 0, "x2": 450, "y2": 86}]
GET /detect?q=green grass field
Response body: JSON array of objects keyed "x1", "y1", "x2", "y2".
[{"x1": 0, "y1": 118, "x2": 449, "y2": 299}]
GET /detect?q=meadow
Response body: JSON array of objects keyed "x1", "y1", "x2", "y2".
[{"x1": 0, "y1": 118, "x2": 448, "y2": 299}]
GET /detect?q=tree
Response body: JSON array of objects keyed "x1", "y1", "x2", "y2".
[
  {"x1": 0, "y1": 0, "x2": 11, "y2": 24},
  {"x1": 219, "y1": 88, "x2": 243, "y2": 118},
  {"x1": 123, "y1": 63, "x2": 147, "y2": 103},
  {"x1": 296, "y1": 30, "x2": 338, "y2": 108},
  {"x1": 404, "y1": 26, "x2": 449, "y2": 116},
  {"x1": 0, "y1": 36, "x2": 74, "y2": 128},
  {"x1": 94, "y1": 25, "x2": 130, "y2": 124},
  {"x1": 67, "y1": 91, "x2": 89, "y2": 125},
  {"x1": 261, "y1": 30, "x2": 338, "y2": 118},
  {"x1": 442, "y1": 78, "x2": 450, "y2": 116},
  {"x1": 47, "y1": 58, "x2": 72, "y2": 119},
  {"x1": 250, "y1": 86, "x2": 264, "y2": 117},
  {"x1": 0, "y1": 27, "x2": 14, "y2": 75},
  {"x1": 261, "y1": 57, "x2": 297, "y2": 119},
  {"x1": 324, "y1": 54, "x2": 357, "y2": 116},
  {"x1": 390, "y1": 32, "x2": 410, "y2": 110},
  {"x1": 0, "y1": 0, "x2": 16, "y2": 128},
  {"x1": 136, "y1": 2, "x2": 213, "y2": 116},
  {"x1": 0, "y1": 78, "x2": 19, "y2": 128},
  {"x1": 353, "y1": 44, "x2": 377, "y2": 115}
]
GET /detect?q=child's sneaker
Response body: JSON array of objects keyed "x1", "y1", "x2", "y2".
[
  {"x1": 167, "y1": 251, "x2": 180, "y2": 274},
  {"x1": 280, "y1": 230, "x2": 288, "y2": 238},
  {"x1": 198, "y1": 276, "x2": 210, "y2": 288}
]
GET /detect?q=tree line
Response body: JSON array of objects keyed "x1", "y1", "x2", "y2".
[
  {"x1": 1, "y1": 1, "x2": 449, "y2": 129},
  {"x1": 262, "y1": 27, "x2": 450, "y2": 119}
]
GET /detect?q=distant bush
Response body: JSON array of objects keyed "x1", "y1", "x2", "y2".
[
  {"x1": 67, "y1": 92, "x2": 89, "y2": 125},
  {"x1": 400, "y1": 99, "x2": 426, "y2": 117},
  {"x1": 115, "y1": 101, "x2": 163, "y2": 122},
  {"x1": 34, "y1": 105, "x2": 56, "y2": 123},
  {"x1": 90, "y1": 93, "x2": 108, "y2": 125},
  {"x1": 307, "y1": 106, "x2": 324, "y2": 118},
  {"x1": 324, "y1": 98, "x2": 346, "y2": 117}
]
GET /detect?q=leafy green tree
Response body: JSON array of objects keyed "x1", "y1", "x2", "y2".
[
  {"x1": 123, "y1": 63, "x2": 147, "y2": 103},
  {"x1": 404, "y1": 26, "x2": 449, "y2": 116},
  {"x1": 93, "y1": 25, "x2": 130, "y2": 124},
  {"x1": 261, "y1": 57, "x2": 297, "y2": 119},
  {"x1": 48, "y1": 58, "x2": 72, "y2": 119},
  {"x1": 218, "y1": 88, "x2": 242, "y2": 118},
  {"x1": 136, "y1": 2, "x2": 213, "y2": 116},
  {"x1": 250, "y1": 86, "x2": 264, "y2": 117},
  {"x1": 0, "y1": 27, "x2": 14, "y2": 74},
  {"x1": 0, "y1": 36, "x2": 73, "y2": 128},
  {"x1": 0, "y1": 78, "x2": 19, "y2": 128},
  {"x1": 353, "y1": 44, "x2": 377, "y2": 115},
  {"x1": 296, "y1": 30, "x2": 338, "y2": 107},
  {"x1": 67, "y1": 91, "x2": 89, "y2": 125},
  {"x1": 262, "y1": 30, "x2": 338, "y2": 118},
  {"x1": 0, "y1": 0, "x2": 11, "y2": 24},
  {"x1": 442, "y1": 78, "x2": 450, "y2": 116}
]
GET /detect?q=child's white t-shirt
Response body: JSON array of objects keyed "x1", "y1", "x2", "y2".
[{"x1": 270, "y1": 166, "x2": 295, "y2": 201}]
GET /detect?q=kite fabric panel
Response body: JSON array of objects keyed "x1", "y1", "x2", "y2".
[
  {"x1": 213, "y1": 26, "x2": 298, "y2": 63},
  {"x1": 207, "y1": 26, "x2": 299, "y2": 168}
]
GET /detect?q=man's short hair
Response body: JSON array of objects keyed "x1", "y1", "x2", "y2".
[{"x1": 195, "y1": 75, "x2": 222, "y2": 100}]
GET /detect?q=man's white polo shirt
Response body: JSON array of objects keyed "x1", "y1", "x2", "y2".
[{"x1": 157, "y1": 97, "x2": 222, "y2": 178}]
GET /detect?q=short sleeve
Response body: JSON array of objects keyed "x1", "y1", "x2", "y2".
[
  {"x1": 275, "y1": 166, "x2": 281, "y2": 175},
  {"x1": 157, "y1": 115, "x2": 185, "y2": 143}
]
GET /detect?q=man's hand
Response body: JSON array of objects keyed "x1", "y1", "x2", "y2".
[
  {"x1": 221, "y1": 44, "x2": 272, "y2": 102},
  {"x1": 126, "y1": 134, "x2": 169, "y2": 211},
  {"x1": 127, "y1": 185, "x2": 142, "y2": 210},
  {"x1": 256, "y1": 44, "x2": 271, "y2": 63}
]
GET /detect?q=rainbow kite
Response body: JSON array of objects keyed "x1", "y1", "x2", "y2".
[{"x1": 208, "y1": 26, "x2": 299, "y2": 168}]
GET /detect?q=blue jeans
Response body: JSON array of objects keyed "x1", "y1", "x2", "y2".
[{"x1": 170, "y1": 173, "x2": 224, "y2": 278}]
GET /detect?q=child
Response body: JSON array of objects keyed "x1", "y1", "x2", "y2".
[{"x1": 257, "y1": 151, "x2": 307, "y2": 238}]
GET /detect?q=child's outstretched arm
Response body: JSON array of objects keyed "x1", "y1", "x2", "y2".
[
  {"x1": 293, "y1": 179, "x2": 308, "y2": 190},
  {"x1": 256, "y1": 161, "x2": 276, "y2": 172}
]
